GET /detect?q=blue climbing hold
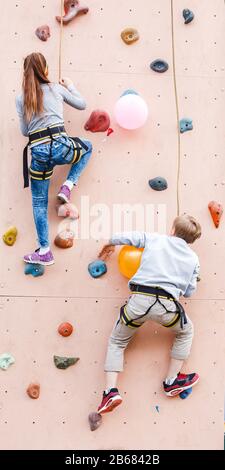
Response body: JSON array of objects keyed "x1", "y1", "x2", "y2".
[
  {"x1": 180, "y1": 118, "x2": 193, "y2": 133},
  {"x1": 150, "y1": 59, "x2": 169, "y2": 73},
  {"x1": 183, "y1": 9, "x2": 194, "y2": 24},
  {"x1": 24, "y1": 263, "x2": 45, "y2": 277},
  {"x1": 121, "y1": 89, "x2": 139, "y2": 97},
  {"x1": 179, "y1": 387, "x2": 193, "y2": 399},
  {"x1": 149, "y1": 177, "x2": 168, "y2": 191},
  {"x1": 88, "y1": 260, "x2": 107, "y2": 278}
]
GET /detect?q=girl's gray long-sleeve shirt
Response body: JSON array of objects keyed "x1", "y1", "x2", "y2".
[
  {"x1": 15, "y1": 82, "x2": 86, "y2": 143},
  {"x1": 110, "y1": 232, "x2": 200, "y2": 300}
]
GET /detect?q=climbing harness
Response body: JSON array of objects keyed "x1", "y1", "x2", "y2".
[
  {"x1": 23, "y1": 124, "x2": 89, "y2": 188},
  {"x1": 120, "y1": 284, "x2": 187, "y2": 330}
]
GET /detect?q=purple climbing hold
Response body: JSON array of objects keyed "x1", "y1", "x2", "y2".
[{"x1": 179, "y1": 387, "x2": 193, "y2": 399}]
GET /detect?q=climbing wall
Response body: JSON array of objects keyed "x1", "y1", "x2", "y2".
[{"x1": 0, "y1": 0, "x2": 225, "y2": 450}]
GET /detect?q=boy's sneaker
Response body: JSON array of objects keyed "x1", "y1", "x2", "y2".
[
  {"x1": 57, "y1": 185, "x2": 71, "y2": 203},
  {"x1": 98, "y1": 388, "x2": 122, "y2": 414},
  {"x1": 24, "y1": 249, "x2": 55, "y2": 266},
  {"x1": 163, "y1": 372, "x2": 199, "y2": 397}
]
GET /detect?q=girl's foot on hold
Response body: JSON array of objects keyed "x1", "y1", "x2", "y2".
[
  {"x1": 163, "y1": 372, "x2": 199, "y2": 397},
  {"x1": 57, "y1": 185, "x2": 71, "y2": 204},
  {"x1": 23, "y1": 249, "x2": 55, "y2": 266},
  {"x1": 98, "y1": 388, "x2": 122, "y2": 414}
]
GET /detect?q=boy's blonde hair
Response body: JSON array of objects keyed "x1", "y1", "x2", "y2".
[{"x1": 173, "y1": 215, "x2": 201, "y2": 244}]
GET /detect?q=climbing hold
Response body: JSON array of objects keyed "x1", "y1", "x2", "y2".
[
  {"x1": 57, "y1": 203, "x2": 79, "y2": 219},
  {"x1": 0, "y1": 353, "x2": 15, "y2": 371},
  {"x1": 121, "y1": 89, "x2": 139, "y2": 97},
  {"x1": 3, "y1": 226, "x2": 18, "y2": 246},
  {"x1": 24, "y1": 264, "x2": 45, "y2": 277},
  {"x1": 155, "y1": 405, "x2": 160, "y2": 413},
  {"x1": 54, "y1": 355, "x2": 79, "y2": 369},
  {"x1": 150, "y1": 59, "x2": 169, "y2": 73},
  {"x1": 149, "y1": 177, "x2": 168, "y2": 191},
  {"x1": 121, "y1": 28, "x2": 139, "y2": 45},
  {"x1": 35, "y1": 25, "x2": 51, "y2": 42},
  {"x1": 106, "y1": 128, "x2": 114, "y2": 137},
  {"x1": 114, "y1": 93, "x2": 149, "y2": 130},
  {"x1": 118, "y1": 246, "x2": 143, "y2": 279},
  {"x1": 56, "y1": 0, "x2": 89, "y2": 25},
  {"x1": 54, "y1": 229, "x2": 74, "y2": 249},
  {"x1": 183, "y1": 9, "x2": 194, "y2": 24},
  {"x1": 84, "y1": 110, "x2": 110, "y2": 133},
  {"x1": 88, "y1": 260, "x2": 107, "y2": 278},
  {"x1": 26, "y1": 383, "x2": 40, "y2": 399},
  {"x1": 58, "y1": 322, "x2": 73, "y2": 337},
  {"x1": 180, "y1": 387, "x2": 192, "y2": 399},
  {"x1": 88, "y1": 412, "x2": 102, "y2": 432},
  {"x1": 180, "y1": 118, "x2": 193, "y2": 133},
  {"x1": 208, "y1": 201, "x2": 223, "y2": 228}
]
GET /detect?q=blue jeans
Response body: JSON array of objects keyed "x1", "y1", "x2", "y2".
[{"x1": 30, "y1": 135, "x2": 92, "y2": 248}]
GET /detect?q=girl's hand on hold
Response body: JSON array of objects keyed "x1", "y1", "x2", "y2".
[
  {"x1": 60, "y1": 77, "x2": 73, "y2": 88},
  {"x1": 98, "y1": 244, "x2": 115, "y2": 261}
]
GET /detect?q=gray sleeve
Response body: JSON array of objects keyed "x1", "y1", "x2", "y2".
[
  {"x1": 15, "y1": 96, "x2": 29, "y2": 136},
  {"x1": 183, "y1": 262, "x2": 200, "y2": 297},
  {"x1": 58, "y1": 84, "x2": 86, "y2": 110},
  {"x1": 110, "y1": 232, "x2": 147, "y2": 248}
]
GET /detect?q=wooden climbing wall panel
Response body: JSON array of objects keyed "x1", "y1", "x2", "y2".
[{"x1": 0, "y1": 0, "x2": 225, "y2": 450}]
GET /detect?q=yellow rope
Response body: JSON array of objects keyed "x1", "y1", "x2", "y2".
[
  {"x1": 170, "y1": 0, "x2": 181, "y2": 216},
  {"x1": 59, "y1": 0, "x2": 64, "y2": 82}
]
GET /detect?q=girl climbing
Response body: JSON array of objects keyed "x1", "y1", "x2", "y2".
[{"x1": 16, "y1": 52, "x2": 92, "y2": 265}]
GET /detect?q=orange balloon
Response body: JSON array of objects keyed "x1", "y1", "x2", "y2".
[{"x1": 118, "y1": 245, "x2": 143, "y2": 279}]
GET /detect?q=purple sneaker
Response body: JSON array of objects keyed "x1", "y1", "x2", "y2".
[
  {"x1": 57, "y1": 185, "x2": 71, "y2": 204},
  {"x1": 24, "y1": 249, "x2": 55, "y2": 266}
]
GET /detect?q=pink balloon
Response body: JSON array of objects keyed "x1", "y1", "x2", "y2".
[{"x1": 114, "y1": 94, "x2": 149, "y2": 130}]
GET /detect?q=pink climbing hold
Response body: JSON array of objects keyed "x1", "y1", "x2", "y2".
[
  {"x1": 56, "y1": 1, "x2": 89, "y2": 25},
  {"x1": 57, "y1": 203, "x2": 79, "y2": 219},
  {"x1": 35, "y1": 25, "x2": 51, "y2": 42},
  {"x1": 88, "y1": 412, "x2": 102, "y2": 431},
  {"x1": 84, "y1": 110, "x2": 110, "y2": 133}
]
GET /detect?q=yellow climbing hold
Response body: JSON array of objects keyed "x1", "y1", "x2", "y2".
[{"x1": 3, "y1": 226, "x2": 18, "y2": 246}]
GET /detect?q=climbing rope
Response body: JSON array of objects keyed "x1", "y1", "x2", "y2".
[
  {"x1": 58, "y1": 0, "x2": 64, "y2": 81},
  {"x1": 170, "y1": 0, "x2": 181, "y2": 216}
]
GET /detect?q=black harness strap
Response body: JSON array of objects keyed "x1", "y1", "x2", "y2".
[{"x1": 23, "y1": 144, "x2": 29, "y2": 188}]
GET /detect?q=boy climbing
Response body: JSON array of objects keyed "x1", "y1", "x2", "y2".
[
  {"x1": 97, "y1": 214, "x2": 201, "y2": 414},
  {"x1": 16, "y1": 52, "x2": 92, "y2": 265}
]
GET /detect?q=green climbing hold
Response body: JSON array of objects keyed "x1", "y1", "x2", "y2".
[
  {"x1": 3, "y1": 226, "x2": 18, "y2": 246},
  {"x1": 54, "y1": 355, "x2": 79, "y2": 370},
  {"x1": 149, "y1": 177, "x2": 168, "y2": 191},
  {"x1": 0, "y1": 353, "x2": 15, "y2": 370}
]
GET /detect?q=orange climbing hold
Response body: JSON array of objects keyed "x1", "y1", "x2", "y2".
[
  {"x1": 26, "y1": 383, "x2": 40, "y2": 399},
  {"x1": 54, "y1": 229, "x2": 75, "y2": 248},
  {"x1": 208, "y1": 201, "x2": 223, "y2": 228},
  {"x1": 58, "y1": 322, "x2": 73, "y2": 337},
  {"x1": 3, "y1": 226, "x2": 18, "y2": 246}
]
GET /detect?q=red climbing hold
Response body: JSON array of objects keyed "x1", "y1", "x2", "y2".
[
  {"x1": 107, "y1": 128, "x2": 114, "y2": 137},
  {"x1": 56, "y1": 1, "x2": 89, "y2": 25},
  {"x1": 35, "y1": 25, "x2": 51, "y2": 42},
  {"x1": 26, "y1": 383, "x2": 40, "y2": 399},
  {"x1": 58, "y1": 322, "x2": 73, "y2": 337},
  {"x1": 208, "y1": 201, "x2": 223, "y2": 228},
  {"x1": 84, "y1": 110, "x2": 110, "y2": 133}
]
